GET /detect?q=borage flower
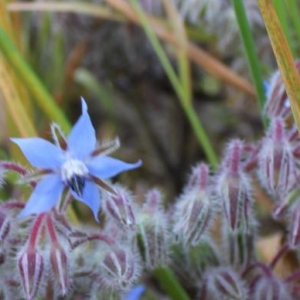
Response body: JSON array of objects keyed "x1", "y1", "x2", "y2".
[{"x1": 11, "y1": 98, "x2": 141, "y2": 222}]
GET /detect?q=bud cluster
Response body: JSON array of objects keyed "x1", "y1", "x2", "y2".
[{"x1": 3, "y1": 70, "x2": 300, "y2": 299}]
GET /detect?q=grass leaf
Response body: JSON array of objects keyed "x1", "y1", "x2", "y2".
[{"x1": 258, "y1": 0, "x2": 300, "y2": 134}]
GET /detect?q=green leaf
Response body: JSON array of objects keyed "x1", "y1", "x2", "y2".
[
  {"x1": 231, "y1": 0, "x2": 267, "y2": 126},
  {"x1": 0, "y1": 24, "x2": 71, "y2": 132},
  {"x1": 153, "y1": 266, "x2": 191, "y2": 300},
  {"x1": 258, "y1": 0, "x2": 300, "y2": 134}
]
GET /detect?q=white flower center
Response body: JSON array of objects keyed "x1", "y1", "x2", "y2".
[{"x1": 61, "y1": 159, "x2": 89, "y2": 182}]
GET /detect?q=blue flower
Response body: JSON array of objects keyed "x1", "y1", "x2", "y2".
[
  {"x1": 124, "y1": 285, "x2": 146, "y2": 300},
  {"x1": 11, "y1": 98, "x2": 141, "y2": 222}
]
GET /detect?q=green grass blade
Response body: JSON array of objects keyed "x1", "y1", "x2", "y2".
[
  {"x1": 130, "y1": 0, "x2": 218, "y2": 167},
  {"x1": 231, "y1": 0, "x2": 266, "y2": 125},
  {"x1": 258, "y1": 0, "x2": 300, "y2": 134},
  {"x1": 162, "y1": 0, "x2": 192, "y2": 105},
  {"x1": 0, "y1": 24, "x2": 71, "y2": 132},
  {"x1": 131, "y1": 1, "x2": 183, "y2": 99},
  {"x1": 0, "y1": 56, "x2": 36, "y2": 137},
  {"x1": 8, "y1": 1, "x2": 124, "y2": 22}
]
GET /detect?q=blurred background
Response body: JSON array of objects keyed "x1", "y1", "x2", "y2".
[{"x1": 0, "y1": 0, "x2": 292, "y2": 200}]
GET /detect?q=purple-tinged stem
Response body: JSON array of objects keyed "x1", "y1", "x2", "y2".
[
  {"x1": 249, "y1": 274, "x2": 263, "y2": 294},
  {"x1": 0, "y1": 201, "x2": 25, "y2": 210},
  {"x1": 71, "y1": 233, "x2": 115, "y2": 249},
  {"x1": 242, "y1": 262, "x2": 272, "y2": 278},
  {"x1": 0, "y1": 162, "x2": 28, "y2": 175},
  {"x1": 0, "y1": 162, "x2": 37, "y2": 188},
  {"x1": 46, "y1": 215, "x2": 59, "y2": 245},
  {"x1": 289, "y1": 126, "x2": 299, "y2": 141},
  {"x1": 269, "y1": 244, "x2": 289, "y2": 269},
  {"x1": 28, "y1": 213, "x2": 46, "y2": 249},
  {"x1": 284, "y1": 271, "x2": 300, "y2": 283},
  {"x1": 87, "y1": 233, "x2": 115, "y2": 246},
  {"x1": 61, "y1": 192, "x2": 72, "y2": 212}
]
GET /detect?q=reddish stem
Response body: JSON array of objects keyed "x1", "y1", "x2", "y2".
[
  {"x1": 242, "y1": 262, "x2": 272, "y2": 278},
  {"x1": 88, "y1": 233, "x2": 115, "y2": 246},
  {"x1": 289, "y1": 126, "x2": 299, "y2": 141},
  {"x1": 285, "y1": 271, "x2": 300, "y2": 283},
  {"x1": 46, "y1": 214, "x2": 59, "y2": 245},
  {"x1": 269, "y1": 244, "x2": 289, "y2": 269},
  {"x1": 28, "y1": 213, "x2": 46, "y2": 249},
  {"x1": 71, "y1": 233, "x2": 115, "y2": 249},
  {"x1": 61, "y1": 192, "x2": 72, "y2": 212},
  {"x1": 249, "y1": 274, "x2": 263, "y2": 294},
  {"x1": 0, "y1": 162, "x2": 28, "y2": 175},
  {"x1": 0, "y1": 201, "x2": 25, "y2": 210}
]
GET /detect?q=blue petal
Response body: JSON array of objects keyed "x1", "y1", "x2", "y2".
[
  {"x1": 18, "y1": 174, "x2": 64, "y2": 218},
  {"x1": 11, "y1": 138, "x2": 64, "y2": 169},
  {"x1": 67, "y1": 98, "x2": 97, "y2": 160},
  {"x1": 87, "y1": 156, "x2": 142, "y2": 180},
  {"x1": 125, "y1": 285, "x2": 146, "y2": 300},
  {"x1": 72, "y1": 181, "x2": 101, "y2": 222}
]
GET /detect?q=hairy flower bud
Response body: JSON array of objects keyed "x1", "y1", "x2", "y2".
[
  {"x1": 264, "y1": 70, "x2": 291, "y2": 119},
  {"x1": 205, "y1": 267, "x2": 248, "y2": 300},
  {"x1": 137, "y1": 190, "x2": 170, "y2": 269},
  {"x1": 254, "y1": 276, "x2": 292, "y2": 300},
  {"x1": 144, "y1": 188, "x2": 164, "y2": 212},
  {"x1": 104, "y1": 186, "x2": 135, "y2": 229},
  {"x1": 18, "y1": 249, "x2": 44, "y2": 300},
  {"x1": 50, "y1": 244, "x2": 69, "y2": 295},
  {"x1": 288, "y1": 201, "x2": 300, "y2": 249},
  {"x1": 217, "y1": 140, "x2": 253, "y2": 232},
  {"x1": 258, "y1": 118, "x2": 297, "y2": 198},
  {"x1": 100, "y1": 246, "x2": 140, "y2": 291},
  {"x1": 173, "y1": 163, "x2": 215, "y2": 245},
  {"x1": 0, "y1": 211, "x2": 10, "y2": 242},
  {"x1": 223, "y1": 227, "x2": 255, "y2": 271}
]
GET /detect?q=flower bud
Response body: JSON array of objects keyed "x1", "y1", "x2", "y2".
[
  {"x1": 100, "y1": 246, "x2": 140, "y2": 291},
  {"x1": 18, "y1": 249, "x2": 44, "y2": 300},
  {"x1": 144, "y1": 188, "x2": 164, "y2": 213},
  {"x1": 205, "y1": 267, "x2": 248, "y2": 300},
  {"x1": 104, "y1": 186, "x2": 135, "y2": 229},
  {"x1": 186, "y1": 163, "x2": 210, "y2": 190},
  {"x1": 223, "y1": 227, "x2": 255, "y2": 271},
  {"x1": 50, "y1": 244, "x2": 69, "y2": 295},
  {"x1": 273, "y1": 185, "x2": 300, "y2": 219},
  {"x1": 258, "y1": 118, "x2": 297, "y2": 198},
  {"x1": 173, "y1": 163, "x2": 215, "y2": 245},
  {"x1": 217, "y1": 140, "x2": 253, "y2": 232},
  {"x1": 264, "y1": 70, "x2": 291, "y2": 119},
  {"x1": 288, "y1": 201, "x2": 300, "y2": 248},
  {"x1": 254, "y1": 276, "x2": 292, "y2": 300},
  {"x1": 137, "y1": 190, "x2": 170, "y2": 269},
  {"x1": 0, "y1": 211, "x2": 10, "y2": 242}
]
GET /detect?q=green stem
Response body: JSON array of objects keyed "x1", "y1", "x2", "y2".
[
  {"x1": 153, "y1": 266, "x2": 191, "y2": 300},
  {"x1": 231, "y1": 0, "x2": 266, "y2": 126},
  {"x1": 0, "y1": 24, "x2": 71, "y2": 132},
  {"x1": 131, "y1": 0, "x2": 218, "y2": 167}
]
